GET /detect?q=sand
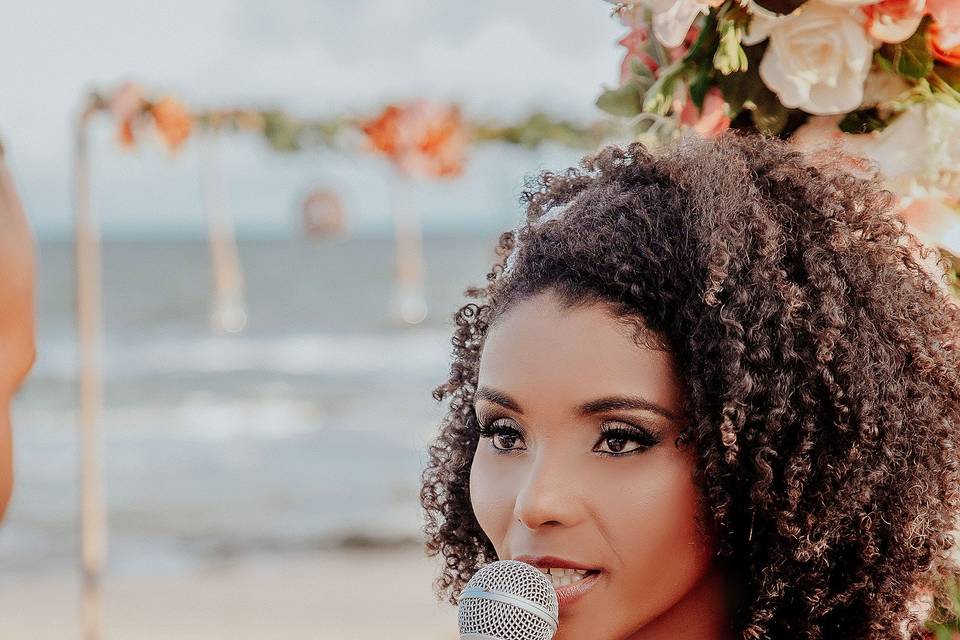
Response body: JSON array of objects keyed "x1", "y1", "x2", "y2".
[{"x1": 0, "y1": 546, "x2": 459, "y2": 639}]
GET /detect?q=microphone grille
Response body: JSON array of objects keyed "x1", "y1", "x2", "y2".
[{"x1": 458, "y1": 559, "x2": 559, "y2": 640}]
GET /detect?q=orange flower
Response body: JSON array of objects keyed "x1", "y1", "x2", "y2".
[
  {"x1": 361, "y1": 102, "x2": 467, "y2": 179},
  {"x1": 407, "y1": 103, "x2": 467, "y2": 178},
  {"x1": 863, "y1": 0, "x2": 925, "y2": 43},
  {"x1": 361, "y1": 105, "x2": 404, "y2": 158},
  {"x1": 927, "y1": 0, "x2": 960, "y2": 59},
  {"x1": 673, "y1": 86, "x2": 731, "y2": 139},
  {"x1": 930, "y1": 19, "x2": 960, "y2": 65},
  {"x1": 150, "y1": 97, "x2": 193, "y2": 151}
]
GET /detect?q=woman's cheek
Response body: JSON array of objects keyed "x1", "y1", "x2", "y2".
[
  {"x1": 606, "y1": 451, "x2": 715, "y2": 613},
  {"x1": 469, "y1": 449, "x2": 517, "y2": 554}
]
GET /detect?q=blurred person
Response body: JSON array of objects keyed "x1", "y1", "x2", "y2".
[
  {"x1": 421, "y1": 132, "x2": 960, "y2": 639},
  {"x1": 0, "y1": 140, "x2": 37, "y2": 521}
]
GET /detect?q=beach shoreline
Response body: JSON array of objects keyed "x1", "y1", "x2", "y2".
[{"x1": 0, "y1": 546, "x2": 459, "y2": 639}]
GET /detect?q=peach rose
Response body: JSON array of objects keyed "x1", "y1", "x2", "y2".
[
  {"x1": 863, "y1": 0, "x2": 926, "y2": 43},
  {"x1": 927, "y1": 0, "x2": 960, "y2": 53},
  {"x1": 930, "y1": 20, "x2": 960, "y2": 65},
  {"x1": 673, "y1": 86, "x2": 731, "y2": 138}
]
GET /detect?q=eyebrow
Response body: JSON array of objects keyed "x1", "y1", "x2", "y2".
[{"x1": 475, "y1": 386, "x2": 682, "y2": 422}]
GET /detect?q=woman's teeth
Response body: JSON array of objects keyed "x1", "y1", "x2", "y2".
[{"x1": 536, "y1": 567, "x2": 590, "y2": 588}]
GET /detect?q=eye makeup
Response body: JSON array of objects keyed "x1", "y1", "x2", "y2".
[
  {"x1": 594, "y1": 421, "x2": 662, "y2": 456},
  {"x1": 474, "y1": 409, "x2": 663, "y2": 458}
]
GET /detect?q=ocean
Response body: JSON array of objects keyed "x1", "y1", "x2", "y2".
[{"x1": 1, "y1": 234, "x2": 500, "y2": 576}]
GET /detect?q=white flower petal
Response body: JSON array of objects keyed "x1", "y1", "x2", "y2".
[
  {"x1": 742, "y1": 11, "x2": 782, "y2": 45},
  {"x1": 760, "y1": 46, "x2": 811, "y2": 108},
  {"x1": 870, "y1": 15, "x2": 922, "y2": 43},
  {"x1": 652, "y1": 0, "x2": 707, "y2": 47}
]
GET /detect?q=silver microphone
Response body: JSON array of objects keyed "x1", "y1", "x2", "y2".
[{"x1": 457, "y1": 559, "x2": 560, "y2": 640}]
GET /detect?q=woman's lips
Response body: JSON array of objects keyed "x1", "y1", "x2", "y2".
[
  {"x1": 553, "y1": 569, "x2": 602, "y2": 610},
  {"x1": 511, "y1": 555, "x2": 604, "y2": 611}
]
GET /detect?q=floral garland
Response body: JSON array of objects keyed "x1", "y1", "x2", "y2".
[
  {"x1": 600, "y1": 0, "x2": 960, "y2": 297},
  {"x1": 86, "y1": 83, "x2": 621, "y2": 180}
]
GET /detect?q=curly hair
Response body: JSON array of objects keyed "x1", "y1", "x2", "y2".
[{"x1": 419, "y1": 131, "x2": 960, "y2": 639}]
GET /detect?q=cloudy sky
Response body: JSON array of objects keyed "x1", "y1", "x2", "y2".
[{"x1": 0, "y1": 1, "x2": 623, "y2": 239}]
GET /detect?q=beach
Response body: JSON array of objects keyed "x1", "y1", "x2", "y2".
[
  {"x1": 0, "y1": 236, "x2": 494, "y2": 638},
  {"x1": 0, "y1": 546, "x2": 458, "y2": 639}
]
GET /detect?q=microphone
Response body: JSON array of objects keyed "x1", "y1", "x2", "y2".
[{"x1": 457, "y1": 559, "x2": 560, "y2": 640}]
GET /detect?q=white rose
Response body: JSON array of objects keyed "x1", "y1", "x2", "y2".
[
  {"x1": 648, "y1": 0, "x2": 713, "y2": 47},
  {"x1": 744, "y1": 1, "x2": 876, "y2": 115}
]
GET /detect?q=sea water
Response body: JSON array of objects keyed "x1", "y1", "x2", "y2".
[{"x1": 1, "y1": 234, "x2": 499, "y2": 576}]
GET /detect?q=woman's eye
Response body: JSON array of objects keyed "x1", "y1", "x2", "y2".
[
  {"x1": 478, "y1": 420, "x2": 526, "y2": 452},
  {"x1": 492, "y1": 431, "x2": 523, "y2": 451},
  {"x1": 594, "y1": 425, "x2": 659, "y2": 456},
  {"x1": 595, "y1": 435, "x2": 640, "y2": 454}
]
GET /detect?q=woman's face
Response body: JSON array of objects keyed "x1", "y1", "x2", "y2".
[{"x1": 470, "y1": 290, "x2": 730, "y2": 640}]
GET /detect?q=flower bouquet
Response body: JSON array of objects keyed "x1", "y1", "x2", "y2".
[{"x1": 599, "y1": 0, "x2": 960, "y2": 293}]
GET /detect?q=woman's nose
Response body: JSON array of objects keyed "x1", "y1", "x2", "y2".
[{"x1": 512, "y1": 451, "x2": 582, "y2": 531}]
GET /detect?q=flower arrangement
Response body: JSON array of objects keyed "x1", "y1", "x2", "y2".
[
  {"x1": 88, "y1": 83, "x2": 619, "y2": 172},
  {"x1": 600, "y1": 0, "x2": 960, "y2": 295},
  {"x1": 105, "y1": 82, "x2": 193, "y2": 151},
  {"x1": 360, "y1": 101, "x2": 468, "y2": 178}
]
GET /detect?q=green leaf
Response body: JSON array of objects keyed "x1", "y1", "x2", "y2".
[
  {"x1": 629, "y1": 57, "x2": 655, "y2": 82},
  {"x1": 689, "y1": 67, "x2": 713, "y2": 110},
  {"x1": 838, "y1": 109, "x2": 888, "y2": 134},
  {"x1": 683, "y1": 12, "x2": 720, "y2": 65},
  {"x1": 596, "y1": 82, "x2": 645, "y2": 117},
  {"x1": 634, "y1": 118, "x2": 656, "y2": 136},
  {"x1": 643, "y1": 63, "x2": 685, "y2": 116},
  {"x1": 262, "y1": 111, "x2": 302, "y2": 151},
  {"x1": 873, "y1": 50, "x2": 895, "y2": 74},
  {"x1": 879, "y1": 16, "x2": 934, "y2": 80}
]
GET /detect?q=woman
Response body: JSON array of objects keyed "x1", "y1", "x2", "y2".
[
  {"x1": 421, "y1": 133, "x2": 960, "y2": 639},
  {"x1": 0, "y1": 141, "x2": 37, "y2": 522}
]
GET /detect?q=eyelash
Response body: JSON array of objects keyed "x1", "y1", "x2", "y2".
[{"x1": 475, "y1": 416, "x2": 661, "y2": 457}]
